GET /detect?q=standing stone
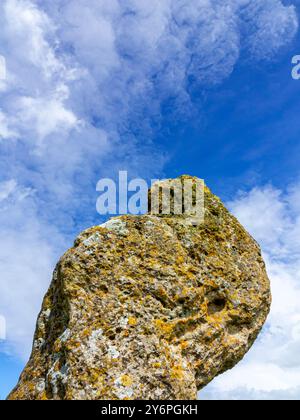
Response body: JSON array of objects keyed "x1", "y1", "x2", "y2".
[{"x1": 8, "y1": 176, "x2": 271, "y2": 400}]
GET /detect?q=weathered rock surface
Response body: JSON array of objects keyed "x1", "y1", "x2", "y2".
[{"x1": 9, "y1": 176, "x2": 271, "y2": 400}]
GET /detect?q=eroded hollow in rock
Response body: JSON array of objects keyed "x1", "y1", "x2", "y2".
[{"x1": 207, "y1": 297, "x2": 227, "y2": 315}]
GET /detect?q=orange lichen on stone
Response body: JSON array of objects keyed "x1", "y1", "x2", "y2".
[{"x1": 128, "y1": 317, "x2": 137, "y2": 326}]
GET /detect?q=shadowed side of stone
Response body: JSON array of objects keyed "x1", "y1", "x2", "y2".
[{"x1": 8, "y1": 176, "x2": 271, "y2": 400}]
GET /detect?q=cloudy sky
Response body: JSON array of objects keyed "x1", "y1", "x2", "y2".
[{"x1": 0, "y1": 0, "x2": 300, "y2": 400}]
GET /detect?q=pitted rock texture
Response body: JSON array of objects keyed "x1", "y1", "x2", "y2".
[{"x1": 9, "y1": 177, "x2": 271, "y2": 400}]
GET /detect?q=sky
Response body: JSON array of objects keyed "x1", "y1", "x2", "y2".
[{"x1": 0, "y1": 0, "x2": 300, "y2": 400}]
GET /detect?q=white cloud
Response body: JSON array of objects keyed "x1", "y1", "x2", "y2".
[
  {"x1": 1, "y1": 0, "x2": 297, "y2": 159},
  {"x1": 239, "y1": 0, "x2": 298, "y2": 59},
  {"x1": 0, "y1": 111, "x2": 16, "y2": 139},
  {"x1": 0, "y1": 179, "x2": 17, "y2": 201},
  {"x1": 14, "y1": 90, "x2": 79, "y2": 142},
  {"x1": 200, "y1": 182, "x2": 300, "y2": 400},
  {"x1": 0, "y1": 0, "x2": 298, "y2": 362},
  {"x1": 0, "y1": 200, "x2": 67, "y2": 359},
  {"x1": 3, "y1": 0, "x2": 59, "y2": 75},
  {"x1": 0, "y1": 179, "x2": 34, "y2": 204},
  {"x1": 0, "y1": 55, "x2": 6, "y2": 85},
  {"x1": 0, "y1": 178, "x2": 66, "y2": 358}
]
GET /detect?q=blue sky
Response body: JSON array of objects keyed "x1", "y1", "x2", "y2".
[{"x1": 0, "y1": 0, "x2": 300, "y2": 400}]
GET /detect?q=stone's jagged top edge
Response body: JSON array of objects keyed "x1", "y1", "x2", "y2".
[{"x1": 74, "y1": 176, "x2": 238, "y2": 249}]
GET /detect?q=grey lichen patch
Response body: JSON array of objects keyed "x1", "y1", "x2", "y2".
[
  {"x1": 35, "y1": 380, "x2": 46, "y2": 394},
  {"x1": 107, "y1": 345, "x2": 120, "y2": 360},
  {"x1": 83, "y1": 232, "x2": 102, "y2": 247},
  {"x1": 114, "y1": 375, "x2": 134, "y2": 400},
  {"x1": 47, "y1": 359, "x2": 69, "y2": 398},
  {"x1": 59, "y1": 329, "x2": 71, "y2": 343},
  {"x1": 100, "y1": 218, "x2": 129, "y2": 236},
  {"x1": 119, "y1": 316, "x2": 129, "y2": 328},
  {"x1": 84, "y1": 329, "x2": 104, "y2": 362},
  {"x1": 8, "y1": 176, "x2": 271, "y2": 401},
  {"x1": 33, "y1": 338, "x2": 45, "y2": 350}
]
